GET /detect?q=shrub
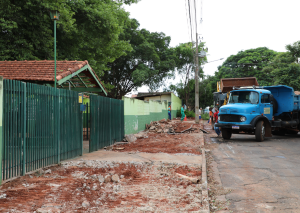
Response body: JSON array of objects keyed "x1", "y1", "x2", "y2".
[
  {"x1": 201, "y1": 113, "x2": 210, "y2": 120},
  {"x1": 185, "y1": 110, "x2": 195, "y2": 118},
  {"x1": 176, "y1": 110, "x2": 181, "y2": 117}
]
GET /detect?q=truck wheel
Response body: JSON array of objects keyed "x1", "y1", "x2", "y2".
[
  {"x1": 255, "y1": 120, "x2": 265, "y2": 142},
  {"x1": 222, "y1": 129, "x2": 232, "y2": 140}
]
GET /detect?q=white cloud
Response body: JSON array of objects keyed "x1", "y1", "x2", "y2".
[{"x1": 124, "y1": 0, "x2": 300, "y2": 93}]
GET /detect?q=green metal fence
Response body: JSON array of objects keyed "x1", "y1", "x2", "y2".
[
  {"x1": 59, "y1": 89, "x2": 83, "y2": 161},
  {"x1": 2, "y1": 79, "x2": 82, "y2": 182},
  {"x1": 89, "y1": 95, "x2": 124, "y2": 152}
]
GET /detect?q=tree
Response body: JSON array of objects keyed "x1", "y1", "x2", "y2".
[
  {"x1": 103, "y1": 19, "x2": 177, "y2": 99},
  {"x1": 263, "y1": 41, "x2": 300, "y2": 90},
  {"x1": 0, "y1": 0, "x2": 138, "y2": 73},
  {"x1": 165, "y1": 76, "x2": 214, "y2": 110},
  {"x1": 216, "y1": 47, "x2": 278, "y2": 86},
  {"x1": 172, "y1": 42, "x2": 206, "y2": 108}
]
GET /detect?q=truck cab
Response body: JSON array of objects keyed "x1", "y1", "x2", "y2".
[
  {"x1": 217, "y1": 89, "x2": 273, "y2": 141},
  {"x1": 216, "y1": 85, "x2": 300, "y2": 141}
]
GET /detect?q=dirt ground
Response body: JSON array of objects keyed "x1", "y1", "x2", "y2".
[
  {"x1": 0, "y1": 120, "x2": 207, "y2": 212},
  {"x1": 0, "y1": 162, "x2": 202, "y2": 212},
  {"x1": 112, "y1": 132, "x2": 202, "y2": 155},
  {"x1": 202, "y1": 121, "x2": 231, "y2": 213}
]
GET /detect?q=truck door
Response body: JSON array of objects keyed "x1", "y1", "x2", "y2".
[{"x1": 260, "y1": 94, "x2": 273, "y2": 120}]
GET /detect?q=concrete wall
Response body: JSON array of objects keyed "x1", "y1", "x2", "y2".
[
  {"x1": 143, "y1": 95, "x2": 171, "y2": 102},
  {"x1": 124, "y1": 97, "x2": 168, "y2": 135},
  {"x1": 171, "y1": 93, "x2": 182, "y2": 119}
]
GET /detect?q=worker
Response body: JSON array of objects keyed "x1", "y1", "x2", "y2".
[
  {"x1": 199, "y1": 107, "x2": 202, "y2": 120},
  {"x1": 181, "y1": 105, "x2": 185, "y2": 122},
  {"x1": 214, "y1": 107, "x2": 221, "y2": 137},
  {"x1": 168, "y1": 104, "x2": 171, "y2": 120},
  {"x1": 209, "y1": 107, "x2": 214, "y2": 129}
]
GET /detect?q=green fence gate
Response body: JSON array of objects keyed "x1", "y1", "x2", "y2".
[
  {"x1": 1, "y1": 79, "x2": 82, "y2": 183},
  {"x1": 89, "y1": 95, "x2": 124, "y2": 152}
]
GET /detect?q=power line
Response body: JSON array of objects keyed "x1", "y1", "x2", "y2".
[
  {"x1": 185, "y1": 0, "x2": 192, "y2": 43},
  {"x1": 187, "y1": 0, "x2": 194, "y2": 43},
  {"x1": 194, "y1": 0, "x2": 198, "y2": 33}
]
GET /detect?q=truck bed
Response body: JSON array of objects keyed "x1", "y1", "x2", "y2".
[{"x1": 264, "y1": 85, "x2": 300, "y2": 116}]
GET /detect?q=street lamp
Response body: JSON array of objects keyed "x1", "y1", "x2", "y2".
[{"x1": 49, "y1": 10, "x2": 60, "y2": 89}]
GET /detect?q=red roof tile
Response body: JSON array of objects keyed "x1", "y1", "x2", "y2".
[{"x1": 0, "y1": 60, "x2": 90, "y2": 81}]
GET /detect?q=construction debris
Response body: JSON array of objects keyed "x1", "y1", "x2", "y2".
[
  {"x1": 199, "y1": 128, "x2": 208, "y2": 134},
  {"x1": 124, "y1": 134, "x2": 137, "y2": 143},
  {"x1": 145, "y1": 120, "x2": 200, "y2": 134},
  {"x1": 176, "y1": 173, "x2": 200, "y2": 184}
]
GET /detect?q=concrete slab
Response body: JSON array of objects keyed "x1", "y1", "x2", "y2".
[
  {"x1": 69, "y1": 150, "x2": 148, "y2": 163},
  {"x1": 68, "y1": 150, "x2": 202, "y2": 166},
  {"x1": 137, "y1": 152, "x2": 202, "y2": 165}
]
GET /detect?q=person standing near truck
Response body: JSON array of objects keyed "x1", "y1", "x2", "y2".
[
  {"x1": 181, "y1": 105, "x2": 185, "y2": 122},
  {"x1": 214, "y1": 107, "x2": 221, "y2": 136},
  {"x1": 199, "y1": 108, "x2": 202, "y2": 120},
  {"x1": 209, "y1": 107, "x2": 215, "y2": 129},
  {"x1": 168, "y1": 104, "x2": 171, "y2": 120}
]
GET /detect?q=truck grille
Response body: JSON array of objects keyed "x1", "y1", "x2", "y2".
[{"x1": 219, "y1": 114, "x2": 241, "y2": 122}]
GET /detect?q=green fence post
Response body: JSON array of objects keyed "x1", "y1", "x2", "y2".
[
  {"x1": 22, "y1": 82, "x2": 26, "y2": 176},
  {"x1": 0, "y1": 77, "x2": 3, "y2": 184},
  {"x1": 57, "y1": 89, "x2": 60, "y2": 163},
  {"x1": 109, "y1": 98, "x2": 112, "y2": 146},
  {"x1": 80, "y1": 111, "x2": 83, "y2": 156}
]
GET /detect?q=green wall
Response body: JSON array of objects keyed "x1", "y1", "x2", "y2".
[
  {"x1": 171, "y1": 93, "x2": 182, "y2": 119},
  {"x1": 124, "y1": 97, "x2": 169, "y2": 135}
]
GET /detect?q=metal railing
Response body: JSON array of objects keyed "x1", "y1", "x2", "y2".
[
  {"x1": 89, "y1": 95, "x2": 124, "y2": 152},
  {"x1": 1, "y1": 79, "x2": 83, "y2": 182}
]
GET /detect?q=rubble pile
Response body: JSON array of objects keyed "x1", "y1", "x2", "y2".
[
  {"x1": 145, "y1": 119, "x2": 200, "y2": 134},
  {"x1": 146, "y1": 120, "x2": 175, "y2": 133}
]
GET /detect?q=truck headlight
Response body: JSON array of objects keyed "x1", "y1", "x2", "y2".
[{"x1": 240, "y1": 116, "x2": 246, "y2": 122}]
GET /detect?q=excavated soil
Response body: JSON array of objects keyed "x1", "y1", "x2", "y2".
[
  {"x1": 114, "y1": 121, "x2": 203, "y2": 154},
  {"x1": 0, "y1": 161, "x2": 203, "y2": 212},
  {"x1": 0, "y1": 120, "x2": 205, "y2": 212},
  {"x1": 174, "y1": 123, "x2": 193, "y2": 132},
  {"x1": 113, "y1": 132, "x2": 202, "y2": 154}
]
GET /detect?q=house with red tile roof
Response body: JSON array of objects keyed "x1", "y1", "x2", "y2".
[{"x1": 0, "y1": 60, "x2": 107, "y2": 95}]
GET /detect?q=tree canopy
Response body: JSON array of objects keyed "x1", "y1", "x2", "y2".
[
  {"x1": 215, "y1": 47, "x2": 278, "y2": 86},
  {"x1": 0, "y1": 0, "x2": 138, "y2": 73},
  {"x1": 263, "y1": 41, "x2": 300, "y2": 90},
  {"x1": 103, "y1": 19, "x2": 177, "y2": 99}
]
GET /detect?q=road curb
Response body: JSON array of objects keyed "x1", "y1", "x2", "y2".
[
  {"x1": 202, "y1": 148, "x2": 210, "y2": 213},
  {"x1": 200, "y1": 120, "x2": 209, "y2": 212}
]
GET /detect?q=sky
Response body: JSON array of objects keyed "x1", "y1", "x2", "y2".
[{"x1": 124, "y1": 0, "x2": 300, "y2": 94}]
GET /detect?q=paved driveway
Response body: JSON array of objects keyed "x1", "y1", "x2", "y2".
[{"x1": 211, "y1": 133, "x2": 300, "y2": 213}]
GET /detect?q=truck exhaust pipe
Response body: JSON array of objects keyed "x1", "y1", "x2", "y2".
[{"x1": 281, "y1": 120, "x2": 299, "y2": 127}]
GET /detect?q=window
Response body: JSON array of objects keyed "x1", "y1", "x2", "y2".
[
  {"x1": 228, "y1": 91, "x2": 259, "y2": 104},
  {"x1": 261, "y1": 94, "x2": 270, "y2": 103}
]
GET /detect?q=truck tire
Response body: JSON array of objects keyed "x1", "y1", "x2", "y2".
[
  {"x1": 222, "y1": 129, "x2": 232, "y2": 140},
  {"x1": 255, "y1": 120, "x2": 265, "y2": 142}
]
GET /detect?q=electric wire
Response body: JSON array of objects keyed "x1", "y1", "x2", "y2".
[
  {"x1": 187, "y1": 0, "x2": 194, "y2": 43},
  {"x1": 185, "y1": 0, "x2": 192, "y2": 43},
  {"x1": 194, "y1": 0, "x2": 198, "y2": 34}
]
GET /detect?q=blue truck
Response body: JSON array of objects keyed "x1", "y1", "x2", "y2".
[{"x1": 215, "y1": 85, "x2": 300, "y2": 141}]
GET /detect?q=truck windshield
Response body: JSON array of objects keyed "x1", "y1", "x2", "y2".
[{"x1": 228, "y1": 91, "x2": 259, "y2": 104}]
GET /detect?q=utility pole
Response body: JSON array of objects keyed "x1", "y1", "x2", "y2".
[{"x1": 195, "y1": 33, "x2": 200, "y2": 124}]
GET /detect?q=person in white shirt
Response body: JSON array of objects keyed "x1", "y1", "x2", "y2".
[{"x1": 199, "y1": 108, "x2": 202, "y2": 120}]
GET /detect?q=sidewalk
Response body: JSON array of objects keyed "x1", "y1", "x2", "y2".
[{"x1": 0, "y1": 120, "x2": 209, "y2": 213}]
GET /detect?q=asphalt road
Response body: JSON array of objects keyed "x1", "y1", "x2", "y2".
[{"x1": 211, "y1": 133, "x2": 300, "y2": 213}]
